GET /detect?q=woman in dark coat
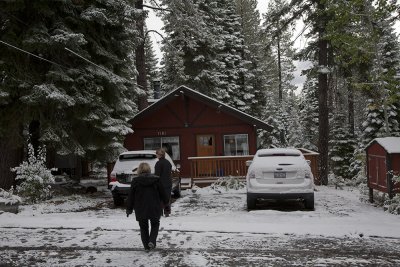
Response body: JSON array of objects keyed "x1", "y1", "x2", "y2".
[
  {"x1": 155, "y1": 148, "x2": 172, "y2": 216},
  {"x1": 126, "y1": 162, "x2": 169, "y2": 251}
]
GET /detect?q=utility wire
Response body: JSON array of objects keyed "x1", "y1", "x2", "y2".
[
  {"x1": 0, "y1": 40, "x2": 122, "y2": 79},
  {"x1": 64, "y1": 47, "x2": 113, "y2": 74},
  {"x1": 0, "y1": 39, "x2": 66, "y2": 69}
]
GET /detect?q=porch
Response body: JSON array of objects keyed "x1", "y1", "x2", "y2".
[
  {"x1": 183, "y1": 149, "x2": 320, "y2": 188},
  {"x1": 186, "y1": 155, "x2": 253, "y2": 187}
]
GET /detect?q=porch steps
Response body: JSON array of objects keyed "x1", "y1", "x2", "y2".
[{"x1": 181, "y1": 178, "x2": 192, "y2": 189}]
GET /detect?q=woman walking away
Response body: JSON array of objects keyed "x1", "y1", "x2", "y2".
[
  {"x1": 126, "y1": 162, "x2": 169, "y2": 251},
  {"x1": 155, "y1": 148, "x2": 173, "y2": 216}
]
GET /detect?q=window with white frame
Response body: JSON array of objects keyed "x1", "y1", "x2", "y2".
[
  {"x1": 144, "y1": 136, "x2": 180, "y2": 160},
  {"x1": 223, "y1": 134, "x2": 249, "y2": 156}
]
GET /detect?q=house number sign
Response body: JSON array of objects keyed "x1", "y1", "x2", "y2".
[{"x1": 157, "y1": 131, "x2": 166, "y2": 136}]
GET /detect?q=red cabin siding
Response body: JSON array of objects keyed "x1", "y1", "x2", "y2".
[{"x1": 124, "y1": 87, "x2": 266, "y2": 178}]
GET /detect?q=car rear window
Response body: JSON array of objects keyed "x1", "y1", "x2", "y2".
[
  {"x1": 119, "y1": 154, "x2": 157, "y2": 160},
  {"x1": 258, "y1": 153, "x2": 301, "y2": 157}
]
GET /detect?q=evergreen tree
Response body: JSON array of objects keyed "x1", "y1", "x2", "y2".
[
  {"x1": 286, "y1": 91, "x2": 305, "y2": 148},
  {"x1": 234, "y1": 0, "x2": 268, "y2": 117},
  {"x1": 298, "y1": 76, "x2": 319, "y2": 151},
  {"x1": 329, "y1": 111, "x2": 356, "y2": 179},
  {"x1": 144, "y1": 31, "x2": 159, "y2": 98},
  {"x1": 0, "y1": 0, "x2": 140, "y2": 176},
  {"x1": 160, "y1": 0, "x2": 256, "y2": 113},
  {"x1": 160, "y1": 0, "x2": 218, "y2": 95}
]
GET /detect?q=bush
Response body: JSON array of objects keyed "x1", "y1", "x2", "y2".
[
  {"x1": 0, "y1": 188, "x2": 21, "y2": 205},
  {"x1": 384, "y1": 195, "x2": 400, "y2": 215},
  {"x1": 11, "y1": 142, "x2": 54, "y2": 203},
  {"x1": 211, "y1": 176, "x2": 245, "y2": 191}
]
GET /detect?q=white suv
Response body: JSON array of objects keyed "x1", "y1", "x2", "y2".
[
  {"x1": 108, "y1": 150, "x2": 181, "y2": 206},
  {"x1": 246, "y1": 148, "x2": 314, "y2": 210}
]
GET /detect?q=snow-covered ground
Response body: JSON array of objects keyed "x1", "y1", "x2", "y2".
[{"x1": 1, "y1": 185, "x2": 400, "y2": 266}]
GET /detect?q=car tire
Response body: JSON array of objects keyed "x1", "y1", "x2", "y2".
[
  {"x1": 304, "y1": 195, "x2": 314, "y2": 210},
  {"x1": 173, "y1": 181, "x2": 181, "y2": 198},
  {"x1": 247, "y1": 195, "x2": 256, "y2": 210},
  {"x1": 113, "y1": 195, "x2": 124, "y2": 206}
]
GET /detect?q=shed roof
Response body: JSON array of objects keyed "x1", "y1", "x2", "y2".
[
  {"x1": 130, "y1": 85, "x2": 273, "y2": 131},
  {"x1": 367, "y1": 137, "x2": 400, "y2": 154}
]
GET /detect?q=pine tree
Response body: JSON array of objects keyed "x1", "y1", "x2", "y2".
[
  {"x1": 298, "y1": 76, "x2": 319, "y2": 151},
  {"x1": 0, "y1": 0, "x2": 140, "y2": 169},
  {"x1": 160, "y1": 0, "x2": 255, "y2": 113},
  {"x1": 144, "y1": 31, "x2": 160, "y2": 99},
  {"x1": 235, "y1": 0, "x2": 268, "y2": 117},
  {"x1": 329, "y1": 112, "x2": 356, "y2": 179}
]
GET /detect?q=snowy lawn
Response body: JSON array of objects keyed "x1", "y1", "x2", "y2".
[{"x1": 1, "y1": 185, "x2": 400, "y2": 266}]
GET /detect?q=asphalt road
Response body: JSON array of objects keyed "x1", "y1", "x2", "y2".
[{"x1": 1, "y1": 226, "x2": 400, "y2": 266}]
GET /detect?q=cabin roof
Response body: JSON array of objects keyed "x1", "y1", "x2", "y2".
[{"x1": 129, "y1": 85, "x2": 272, "y2": 131}]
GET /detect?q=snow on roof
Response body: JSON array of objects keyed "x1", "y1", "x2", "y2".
[{"x1": 370, "y1": 137, "x2": 400, "y2": 154}]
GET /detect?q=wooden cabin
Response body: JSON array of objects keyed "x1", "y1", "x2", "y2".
[
  {"x1": 124, "y1": 85, "x2": 272, "y2": 185},
  {"x1": 366, "y1": 137, "x2": 400, "y2": 201}
]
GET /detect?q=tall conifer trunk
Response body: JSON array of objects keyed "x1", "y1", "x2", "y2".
[
  {"x1": 317, "y1": 0, "x2": 329, "y2": 185},
  {"x1": 135, "y1": 0, "x2": 148, "y2": 110}
]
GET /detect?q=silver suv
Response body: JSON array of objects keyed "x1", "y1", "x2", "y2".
[{"x1": 246, "y1": 148, "x2": 315, "y2": 210}]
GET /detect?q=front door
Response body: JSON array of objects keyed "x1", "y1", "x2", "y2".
[
  {"x1": 196, "y1": 135, "x2": 215, "y2": 157},
  {"x1": 196, "y1": 135, "x2": 215, "y2": 176}
]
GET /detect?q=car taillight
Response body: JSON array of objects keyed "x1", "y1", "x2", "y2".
[
  {"x1": 110, "y1": 174, "x2": 117, "y2": 182},
  {"x1": 248, "y1": 170, "x2": 256, "y2": 179}
]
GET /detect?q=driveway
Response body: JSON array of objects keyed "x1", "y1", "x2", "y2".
[{"x1": 1, "y1": 185, "x2": 400, "y2": 266}]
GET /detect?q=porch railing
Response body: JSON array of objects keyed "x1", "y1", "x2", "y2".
[{"x1": 188, "y1": 155, "x2": 253, "y2": 186}]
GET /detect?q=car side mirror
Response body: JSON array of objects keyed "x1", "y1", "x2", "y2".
[
  {"x1": 246, "y1": 160, "x2": 252, "y2": 167},
  {"x1": 176, "y1": 164, "x2": 181, "y2": 169},
  {"x1": 306, "y1": 160, "x2": 311, "y2": 166}
]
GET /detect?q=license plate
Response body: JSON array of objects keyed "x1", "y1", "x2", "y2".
[{"x1": 274, "y1": 172, "x2": 286, "y2": 178}]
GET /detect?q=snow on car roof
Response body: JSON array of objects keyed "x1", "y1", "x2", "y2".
[
  {"x1": 370, "y1": 137, "x2": 400, "y2": 154},
  {"x1": 120, "y1": 150, "x2": 156, "y2": 155},
  {"x1": 256, "y1": 148, "x2": 302, "y2": 157}
]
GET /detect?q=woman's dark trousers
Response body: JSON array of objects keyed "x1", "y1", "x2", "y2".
[{"x1": 138, "y1": 218, "x2": 160, "y2": 249}]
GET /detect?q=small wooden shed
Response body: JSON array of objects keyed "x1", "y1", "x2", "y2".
[
  {"x1": 297, "y1": 148, "x2": 320, "y2": 185},
  {"x1": 366, "y1": 137, "x2": 400, "y2": 202}
]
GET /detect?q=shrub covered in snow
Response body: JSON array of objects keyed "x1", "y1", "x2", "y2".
[
  {"x1": 211, "y1": 176, "x2": 245, "y2": 191},
  {"x1": 384, "y1": 195, "x2": 400, "y2": 215},
  {"x1": 328, "y1": 172, "x2": 345, "y2": 189},
  {"x1": 384, "y1": 174, "x2": 400, "y2": 215},
  {"x1": 11, "y1": 143, "x2": 54, "y2": 203},
  {"x1": 0, "y1": 188, "x2": 21, "y2": 205},
  {"x1": 358, "y1": 170, "x2": 400, "y2": 215}
]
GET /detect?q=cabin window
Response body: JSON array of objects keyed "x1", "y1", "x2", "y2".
[
  {"x1": 144, "y1": 136, "x2": 180, "y2": 160},
  {"x1": 223, "y1": 134, "x2": 249, "y2": 156}
]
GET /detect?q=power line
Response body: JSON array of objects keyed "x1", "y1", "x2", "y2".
[
  {"x1": 64, "y1": 47, "x2": 113, "y2": 74},
  {"x1": 0, "y1": 39, "x2": 66, "y2": 69},
  {"x1": 0, "y1": 39, "x2": 121, "y2": 77}
]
